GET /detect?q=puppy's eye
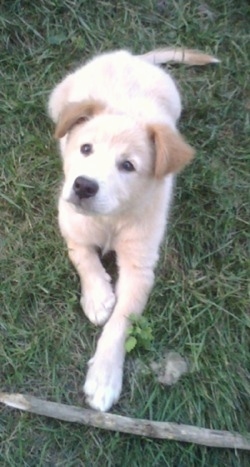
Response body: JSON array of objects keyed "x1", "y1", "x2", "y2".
[
  {"x1": 119, "y1": 160, "x2": 135, "y2": 172},
  {"x1": 80, "y1": 143, "x2": 93, "y2": 156}
]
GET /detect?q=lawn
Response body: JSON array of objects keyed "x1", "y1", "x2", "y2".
[{"x1": 0, "y1": 0, "x2": 249, "y2": 465}]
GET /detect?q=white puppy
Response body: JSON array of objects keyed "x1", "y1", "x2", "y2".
[{"x1": 48, "y1": 47, "x2": 218, "y2": 411}]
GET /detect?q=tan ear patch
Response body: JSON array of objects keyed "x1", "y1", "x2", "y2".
[
  {"x1": 148, "y1": 124, "x2": 195, "y2": 178},
  {"x1": 54, "y1": 99, "x2": 106, "y2": 139}
]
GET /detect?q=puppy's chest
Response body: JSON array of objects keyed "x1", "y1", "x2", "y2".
[
  {"x1": 86, "y1": 219, "x2": 120, "y2": 255},
  {"x1": 98, "y1": 229, "x2": 115, "y2": 255}
]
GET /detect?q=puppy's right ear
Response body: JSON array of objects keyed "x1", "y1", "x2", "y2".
[{"x1": 54, "y1": 99, "x2": 106, "y2": 139}]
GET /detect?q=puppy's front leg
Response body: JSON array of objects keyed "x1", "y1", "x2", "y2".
[
  {"x1": 84, "y1": 242, "x2": 156, "y2": 411},
  {"x1": 67, "y1": 241, "x2": 116, "y2": 326}
]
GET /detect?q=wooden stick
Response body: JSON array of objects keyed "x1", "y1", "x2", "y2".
[{"x1": 1, "y1": 392, "x2": 250, "y2": 450}]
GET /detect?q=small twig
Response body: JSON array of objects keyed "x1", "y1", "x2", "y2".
[{"x1": 1, "y1": 392, "x2": 250, "y2": 450}]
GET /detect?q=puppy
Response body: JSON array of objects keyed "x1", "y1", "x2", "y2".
[{"x1": 48, "y1": 47, "x2": 218, "y2": 411}]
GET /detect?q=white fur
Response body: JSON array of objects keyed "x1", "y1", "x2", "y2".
[
  {"x1": 48, "y1": 49, "x2": 195, "y2": 411},
  {"x1": 49, "y1": 50, "x2": 181, "y2": 126}
]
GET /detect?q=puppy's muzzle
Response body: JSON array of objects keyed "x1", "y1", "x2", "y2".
[{"x1": 73, "y1": 176, "x2": 99, "y2": 199}]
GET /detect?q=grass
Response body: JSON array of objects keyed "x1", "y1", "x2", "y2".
[{"x1": 0, "y1": 0, "x2": 249, "y2": 464}]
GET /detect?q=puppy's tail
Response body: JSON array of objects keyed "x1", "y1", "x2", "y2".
[{"x1": 139, "y1": 48, "x2": 219, "y2": 66}]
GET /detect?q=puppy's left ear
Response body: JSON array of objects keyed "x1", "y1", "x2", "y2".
[
  {"x1": 148, "y1": 124, "x2": 195, "y2": 178},
  {"x1": 54, "y1": 99, "x2": 105, "y2": 139}
]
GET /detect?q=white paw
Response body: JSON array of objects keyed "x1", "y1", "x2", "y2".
[
  {"x1": 84, "y1": 353, "x2": 123, "y2": 412},
  {"x1": 81, "y1": 277, "x2": 116, "y2": 326}
]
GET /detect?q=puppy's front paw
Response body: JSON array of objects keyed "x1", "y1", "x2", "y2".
[
  {"x1": 84, "y1": 352, "x2": 123, "y2": 412},
  {"x1": 81, "y1": 277, "x2": 116, "y2": 326}
]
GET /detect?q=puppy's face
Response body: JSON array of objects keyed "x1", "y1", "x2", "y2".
[
  {"x1": 61, "y1": 114, "x2": 156, "y2": 216},
  {"x1": 55, "y1": 100, "x2": 194, "y2": 216}
]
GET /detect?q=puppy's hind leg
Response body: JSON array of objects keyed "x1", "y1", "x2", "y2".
[{"x1": 67, "y1": 241, "x2": 116, "y2": 326}]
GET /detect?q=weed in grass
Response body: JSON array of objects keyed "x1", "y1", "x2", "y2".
[{"x1": 126, "y1": 315, "x2": 154, "y2": 354}]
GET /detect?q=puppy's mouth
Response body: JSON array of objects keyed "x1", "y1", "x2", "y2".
[
  {"x1": 65, "y1": 192, "x2": 117, "y2": 217},
  {"x1": 66, "y1": 193, "x2": 96, "y2": 214}
]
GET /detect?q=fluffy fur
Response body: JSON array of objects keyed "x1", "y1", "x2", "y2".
[{"x1": 48, "y1": 47, "x2": 217, "y2": 411}]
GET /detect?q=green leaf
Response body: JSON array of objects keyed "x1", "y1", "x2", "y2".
[
  {"x1": 48, "y1": 34, "x2": 67, "y2": 45},
  {"x1": 125, "y1": 336, "x2": 137, "y2": 353}
]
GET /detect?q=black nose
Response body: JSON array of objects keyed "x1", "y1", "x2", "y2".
[{"x1": 73, "y1": 176, "x2": 99, "y2": 199}]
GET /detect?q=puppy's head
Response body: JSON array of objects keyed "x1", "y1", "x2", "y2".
[{"x1": 55, "y1": 100, "x2": 194, "y2": 216}]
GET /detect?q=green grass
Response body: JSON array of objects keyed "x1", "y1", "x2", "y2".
[{"x1": 0, "y1": 0, "x2": 249, "y2": 465}]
